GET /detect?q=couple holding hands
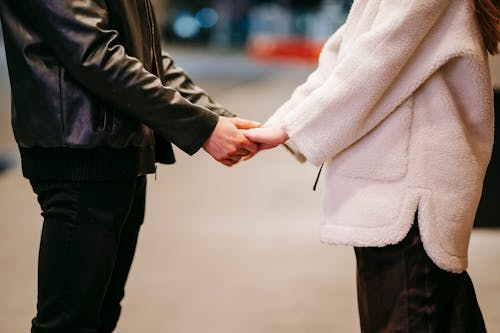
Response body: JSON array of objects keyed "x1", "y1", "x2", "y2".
[{"x1": 0, "y1": 0, "x2": 498, "y2": 332}]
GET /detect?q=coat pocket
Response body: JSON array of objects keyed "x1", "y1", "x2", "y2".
[{"x1": 330, "y1": 97, "x2": 414, "y2": 181}]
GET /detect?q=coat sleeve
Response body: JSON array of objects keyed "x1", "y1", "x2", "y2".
[
  {"x1": 21, "y1": 0, "x2": 218, "y2": 155},
  {"x1": 161, "y1": 52, "x2": 235, "y2": 118},
  {"x1": 265, "y1": 24, "x2": 345, "y2": 127},
  {"x1": 282, "y1": 0, "x2": 453, "y2": 166}
]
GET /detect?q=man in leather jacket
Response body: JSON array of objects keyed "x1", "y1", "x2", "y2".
[{"x1": 0, "y1": 1, "x2": 258, "y2": 332}]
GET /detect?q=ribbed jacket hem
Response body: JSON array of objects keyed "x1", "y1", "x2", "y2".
[{"x1": 19, "y1": 146, "x2": 156, "y2": 182}]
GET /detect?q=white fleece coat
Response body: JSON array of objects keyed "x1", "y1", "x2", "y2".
[{"x1": 267, "y1": 0, "x2": 494, "y2": 273}]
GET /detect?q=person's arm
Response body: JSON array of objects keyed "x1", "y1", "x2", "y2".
[
  {"x1": 265, "y1": 24, "x2": 345, "y2": 128},
  {"x1": 161, "y1": 52, "x2": 235, "y2": 118},
  {"x1": 280, "y1": 0, "x2": 453, "y2": 166},
  {"x1": 21, "y1": 0, "x2": 227, "y2": 155}
]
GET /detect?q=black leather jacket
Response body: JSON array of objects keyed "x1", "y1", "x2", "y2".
[{"x1": 0, "y1": 0, "x2": 233, "y2": 162}]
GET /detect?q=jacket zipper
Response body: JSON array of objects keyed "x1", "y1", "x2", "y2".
[
  {"x1": 148, "y1": 0, "x2": 164, "y2": 78},
  {"x1": 144, "y1": 0, "x2": 159, "y2": 181},
  {"x1": 143, "y1": 0, "x2": 156, "y2": 71}
]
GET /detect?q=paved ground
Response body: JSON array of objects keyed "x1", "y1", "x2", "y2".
[{"x1": 1, "y1": 48, "x2": 499, "y2": 332}]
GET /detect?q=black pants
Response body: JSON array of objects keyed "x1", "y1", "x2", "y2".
[
  {"x1": 30, "y1": 176, "x2": 146, "y2": 333},
  {"x1": 355, "y1": 223, "x2": 487, "y2": 333}
]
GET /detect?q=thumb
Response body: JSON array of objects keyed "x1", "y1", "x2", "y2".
[
  {"x1": 243, "y1": 128, "x2": 264, "y2": 143},
  {"x1": 231, "y1": 117, "x2": 261, "y2": 129}
]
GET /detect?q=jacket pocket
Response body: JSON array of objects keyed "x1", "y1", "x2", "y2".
[{"x1": 330, "y1": 97, "x2": 414, "y2": 182}]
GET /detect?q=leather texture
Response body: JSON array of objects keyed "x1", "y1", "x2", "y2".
[{"x1": 0, "y1": 0, "x2": 233, "y2": 160}]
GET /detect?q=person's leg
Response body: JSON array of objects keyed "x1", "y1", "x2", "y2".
[
  {"x1": 439, "y1": 271, "x2": 487, "y2": 333},
  {"x1": 30, "y1": 178, "x2": 140, "y2": 333},
  {"x1": 354, "y1": 222, "x2": 486, "y2": 333},
  {"x1": 355, "y1": 229, "x2": 412, "y2": 333},
  {"x1": 98, "y1": 176, "x2": 146, "y2": 333}
]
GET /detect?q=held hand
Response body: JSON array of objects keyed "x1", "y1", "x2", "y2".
[
  {"x1": 244, "y1": 126, "x2": 289, "y2": 148},
  {"x1": 242, "y1": 126, "x2": 289, "y2": 160},
  {"x1": 203, "y1": 117, "x2": 260, "y2": 167}
]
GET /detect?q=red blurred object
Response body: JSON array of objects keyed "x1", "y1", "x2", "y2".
[{"x1": 246, "y1": 35, "x2": 325, "y2": 64}]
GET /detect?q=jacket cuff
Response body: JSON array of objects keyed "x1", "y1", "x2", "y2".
[
  {"x1": 284, "y1": 121, "x2": 325, "y2": 167},
  {"x1": 183, "y1": 112, "x2": 219, "y2": 155},
  {"x1": 207, "y1": 106, "x2": 236, "y2": 118},
  {"x1": 220, "y1": 109, "x2": 236, "y2": 118}
]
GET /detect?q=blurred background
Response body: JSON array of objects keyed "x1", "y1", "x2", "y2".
[{"x1": 1, "y1": 1, "x2": 499, "y2": 332}]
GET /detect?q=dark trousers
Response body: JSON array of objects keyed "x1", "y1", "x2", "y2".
[
  {"x1": 30, "y1": 176, "x2": 146, "y2": 333},
  {"x1": 355, "y1": 223, "x2": 487, "y2": 333}
]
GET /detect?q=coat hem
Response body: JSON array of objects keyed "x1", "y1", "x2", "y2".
[{"x1": 319, "y1": 223, "x2": 468, "y2": 273}]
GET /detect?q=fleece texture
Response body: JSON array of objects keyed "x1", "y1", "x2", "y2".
[{"x1": 267, "y1": 0, "x2": 494, "y2": 273}]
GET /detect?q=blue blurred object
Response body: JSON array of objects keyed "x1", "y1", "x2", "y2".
[
  {"x1": 163, "y1": 0, "x2": 350, "y2": 48},
  {"x1": 0, "y1": 24, "x2": 5, "y2": 66},
  {"x1": 172, "y1": 8, "x2": 220, "y2": 39},
  {"x1": 195, "y1": 8, "x2": 219, "y2": 29},
  {"x1": 0, "y1": 151, "x2": 17, "y2": 174},
  {"x1": 173, "y1": 13, "x2": 201, "y2": 39}
]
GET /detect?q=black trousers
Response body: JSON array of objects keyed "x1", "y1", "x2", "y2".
[
  {"x1": 30, "y1": 176, "x2": 146, "y2": 333},
  {"x1": 355, "y1": 223, "x2": 487, "y2": 333}
]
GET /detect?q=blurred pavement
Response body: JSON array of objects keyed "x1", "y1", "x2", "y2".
[{"x1": 1, "y1": 48, "x2": 499, "y2": 332}]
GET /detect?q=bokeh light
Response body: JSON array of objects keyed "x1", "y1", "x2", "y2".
[
  {"x1": 195, "y1": 8, "x2": 219, "y2": 29},
  {"x1": 173, "y1": 14, "x2": 200, "y2": 39}
]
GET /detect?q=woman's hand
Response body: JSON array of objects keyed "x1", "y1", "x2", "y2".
[{"x1": 243, "y1": 126, "x2": 289, "y2": 160}]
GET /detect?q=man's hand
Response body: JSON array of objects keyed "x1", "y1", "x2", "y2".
[{"x1": 203, "y1": 117, "x2": 261, "y2": 167}]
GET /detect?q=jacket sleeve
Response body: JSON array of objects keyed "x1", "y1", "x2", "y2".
[
  {"x1": 22, "y1": 0, "x2": 218, "y2": 155},
  {"x1": 282, "y1": 0, "x2": 452, "y2": 166},
  {"x1": 265, "y1": 24, "x2": 345, "y2": 127},
  {"x1": 161, "y1": 52, "x2": 235, "y2": 118}
]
